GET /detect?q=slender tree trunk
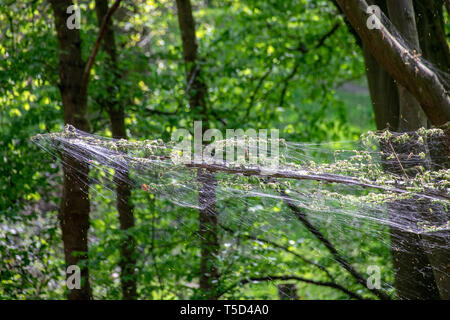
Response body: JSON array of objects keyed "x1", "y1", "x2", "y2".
[
  {"x1": 95, "y1": 0, "x2": 137, "y2": 300},
  {"x1": 50, "y1": 0, "x2": 92, "y2": 300},
  {"x1": 175, "y1": 0, "x2": 220, "y2": 299},
  {"x1": 363, "y1": 44, "x2": 400, "y2": 131}
]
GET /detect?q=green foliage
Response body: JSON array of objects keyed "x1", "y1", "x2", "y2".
[{"x1": 3, "y1": 0, "x2": 446, "y2": 300}]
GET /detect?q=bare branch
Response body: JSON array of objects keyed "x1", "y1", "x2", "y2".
[
  {"x1": 313, "y1": 22, "x2": 341, "y2": 50},
  {"x1": 245, "y1": 65, "x2": 274, "y2": 119},
  {"x1": 220, "y1": 224, "x2": 335, "y2": 281},
  {"x1": 279, "y1": 22, "x2": 341, "y2": 108},
  {"x1": 218, "y1": 275, "x2": 364, "y2": 300}
]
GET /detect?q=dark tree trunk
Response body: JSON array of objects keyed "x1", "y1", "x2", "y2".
[
  {"x1": 198, "y1": 170, "x2": 219, "y2": 297},
  {"x1": 414, "y1": 0, "x2": 450, "y2": 299},
  {"x1": 175, "y1": 0, "x2": 220, "y2": 299},
  {"x1": 414, "y1": 0, "x2": 450, "y2": 169},
  {"x1": 385, "y1": 0, "x2": 440, "y2": 300},
  {"x1": 359, "y1": 0, "x2": 441, "y2": 299},
  {"x1": 49, "y1": 0, "x2": 92, "y2": 300},
  {"x1": 414, "y1": 0, "x2": 450, "y2": 74},
  {"x1": 95, "y1": 0, "x2": 137, "y2": 300}
]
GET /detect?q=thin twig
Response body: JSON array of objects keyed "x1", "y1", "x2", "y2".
[
  {"x1": 245, "y1": 65, "x2": 274, "y2": 119},
  {"x1": 386, "y1": 140, "x2": 408, "y2": 180}
]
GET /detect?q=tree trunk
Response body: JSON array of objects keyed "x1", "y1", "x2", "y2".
[
  {"x1": 175, "y1": 0, "x2": 220, "y2": 299},
  {"x1": 414, "y1": 0, "x2": 450, "y2": 299},
  {"x1": 335, "y1": 0, "x2": 450, "y2": 127},
  {"x1": 363, "y1": 44, "x2": 400, "y2": 131},
  {"x1": 364, "y1": 45, "x2": 439, "y2": 299},
  {"x1": 414, "y1": 0, "x2": 450, "y2": 169},
  {"x1": 49, "y1": 0, "x2": 92, "y2": 300},
  {"x1": 360, "y1": 0, "x2": 441, "y2": 299},
  {"x1": 95, "y1": 0, "x2": 137, "y2": 300},
  {"x1": 414, "y1": 0, "x2": 450, "y2": 74},
  {"x1": 386, "y1": 0, "x2": 427, "y2": 131},
  {"x1": 278, "y1": 284, "x2": 299, "y2": 300},
  {"x1": 198, "y1": 170, "x2": 219, "y2": 298}
]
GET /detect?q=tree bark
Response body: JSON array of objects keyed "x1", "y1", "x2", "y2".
[
  {"x1": 95, "y1": 0, "x2": 137, "y2": 300},
  {"x1": 175, "y1": 0, "x2": 220, "y2": 299},
  {"x1": 49, "y1": 0, "x2": 92, "y2": 300},
  {"x1": 363, "y1": 44, "x2": 400, "y2": 131}
]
